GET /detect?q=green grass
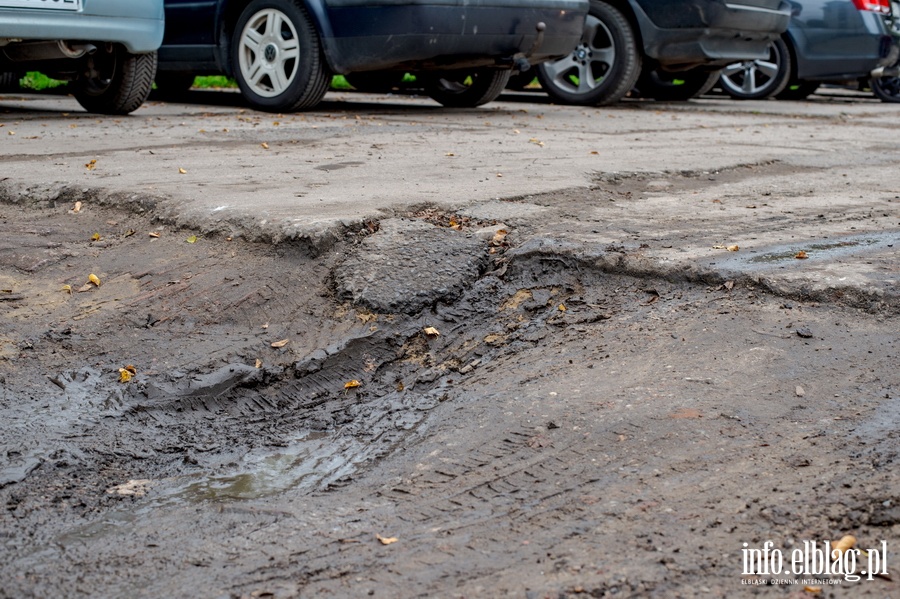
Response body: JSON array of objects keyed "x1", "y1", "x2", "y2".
[
  {"x1": 192, "y1": 75, "x2": 236, "y2": 89},
  {"x1": 20, "y1": 71, "x2": 67, "y2": 91}
]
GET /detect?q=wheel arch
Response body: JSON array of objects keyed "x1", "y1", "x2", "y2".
[{"x1": 216, "y1": 0, "x2": 339, "y2": 76}]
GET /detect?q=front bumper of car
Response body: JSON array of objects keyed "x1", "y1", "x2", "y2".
[
  {"x1": 321, "y1": 0, "x2": 590, "y2": 73},
  {"x1": 0, "y1": 0, "x2": 164, "y2": 54}
]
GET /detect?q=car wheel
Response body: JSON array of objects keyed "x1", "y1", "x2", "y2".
[
  {"x1": 0, "y1": 71, "x2": 22, "y2": 92},
  {"x1": 154, "y1": 72, "x2": 196, "y2": 98},
  {"x1": 72, "y1": 45, "x2": 157, "y2": 115},
  {"x1": 422, "y1": 69, "x2": 511, "y2": 107},
  {"x1": 345, "y1": 72, "x2": 407, "y2": 94},
  {"x1": 636, "y1": 67, "x2": 719, "y2": 101},
  {"x1": 869, "y1": 74, "x2": 900, "y2": 103},
  {"x1": 775, "y1": 80, "x2": 819, "y2": 101},
  {"x1": 535, "y1": 0, "x2": 640, "y2": 106},
  {"x1": 718, "y1": 38, "x2": 790, "y2": 100},
  {"x1": 232, "y1": 0, "x2": 329, "y2": 112}
]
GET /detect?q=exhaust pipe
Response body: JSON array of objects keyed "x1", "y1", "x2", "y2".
[
  {"x1": 871, "y1": 65, "x2": 900, "y2": 78},
  {"x1": 1, "y1": 40, "x2": 96, "y2": 62}
]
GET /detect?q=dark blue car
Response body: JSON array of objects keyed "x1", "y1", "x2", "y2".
[{"x1": 156, "y1": 0, "x2": 589, "y2": 111}]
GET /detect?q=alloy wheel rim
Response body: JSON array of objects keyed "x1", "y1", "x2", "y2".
[
  {"x1": 541, "y1": 15, "x2": 615, "y2": 95},
  {"x1": 238, "y1": 8, "x2": 301, "y2": 98}
]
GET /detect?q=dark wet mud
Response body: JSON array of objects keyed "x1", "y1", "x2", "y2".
[{"x1": 1, "y1": 197, "x2": 898, "y2": 598}]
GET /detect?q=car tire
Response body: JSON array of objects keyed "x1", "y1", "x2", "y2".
[
  {"x1": 154, "y1": 72, "x2": 196, "y2": 98},
  {"x1": 718, "y1": 38, "x2": 791, "y2": 100},
  {"x1": 505, "y1": 70, "x2": 538, "y2": 91},
  {"x1": 869, "y1": 73, "x2": 900, "y2": 103},
  {"x1": 0, "y1": 71, "x2": 22, "y2": 92},
  {"x1": 422, "y1": 69, "x2": 511, "y2": 107},
  {"x1": 636, "y1": 67, "x2": 719, "y2": 101},
  {"x1": 775, "y1": 80, "x2": 819, "y2": 101},
  {"x1": 72, "y1": 45, "x2": 157, "y2": 115},
  {"x1": 232, "y1": 0, "x2": 329, "y2": 112},
  {"x1": 535, "y1": 0, "x2": 640, "y2": 106}
]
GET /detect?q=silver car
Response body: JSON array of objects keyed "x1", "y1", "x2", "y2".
[{"x1": 0, "y1": 0, "x2": 164, "y2": 114}]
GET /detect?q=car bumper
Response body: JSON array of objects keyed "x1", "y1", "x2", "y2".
[
  {"x1": 632, "y1": 0, "x2": 792, "y2": 69},
  {"x1": 0, "y1": 0, "x2": 164, "y2": 54},
  {"x1": 322, "y1": 0, "x2": 589, "y2": 73}
]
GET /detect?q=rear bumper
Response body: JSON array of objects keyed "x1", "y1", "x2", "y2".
[
  {"x1": 632, "y1": 0, "x2": 792, "y2": 69},
  {"x1": 323, "y1": 1, "x2": 589, "y2": 73},
  {"x1": 0, "y1": 0, "x2": 164, "y2": 53}
]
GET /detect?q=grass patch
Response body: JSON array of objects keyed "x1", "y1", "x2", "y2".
[
  {"x1": 20, "y1": 71, "x2": 68, "y2": 91},
  {"x1": 193, "y1": 75, "x2": 237, "y2": 89}
]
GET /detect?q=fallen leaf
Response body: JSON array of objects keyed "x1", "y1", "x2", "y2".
[
  {"x1": 795, "y1": 385, "x2": 805, "y2": 397},
  {"x1": 727, "y1": 245, "x2": 740, "y2": 252},
  {"x1": 178, "y1": 167, "x2": 187, "y2": 174},
  {"x1": 590, "y1": 150, "x2": 599, "y2": 155},
  {"x1": 255, "y1": 359, "x2": 262, "y2": 369},
  {"x1": 558, "y1": 304, "x2": 567, "y2": 312},
  {"x1": 186, "y1": 235, "x2": 198, "y2": 243},
  {"x1": 831, "y1": 535, "x2": 856, "y2": 559},
  {"x1": 724, "y1": 280, "x2": 735, "y2": 290},
  {"x1": 148, "y1": 232, "x2": 160, "y2": 238},
  {"x1": 88, "y1": 273, "x2": 101, "y2": 287},
  {"x1": 491, "y1": 229, "x2": 508, "y2": 246},
  {"x1": 261, "y1": 142, "x2": 269, "y2": 149},
  {"x1": 77, "y1": 283, "x2": 93, "y2": 293},
  {"x1": 445, "y1": 152, "x2": 455, "y2": 157},
  {"x1": 118, "y1": 368, "x2": 133, "y2": 383},
  {"x1": 803, "y1": 586, "x2": 822, "y2": 594},
  {"x1": 376, "y1": 534, "x2": 398, "y2": 545},
  {"x1": 61, "y1": 284, "x2": 72, "y2": 294},
  {"x1": 85, "y1": 159, "x2": 97, "y2": 170},
  {"x1": 123, "y1": 229, "x2": 135, "y2": 237},
  {"x1": 270, "y1": 339, "x2": 290, "y2": 348},
  {"x1": 91, "y1": 233, "x2": 101, "y2": 242},
  {"x1": 424, "y1": 326, "x2": 440, "y2": 337},
  {"x1": 795, "y1": 250, "x2": 808, "y2": 259},
  {"x1": 344, "y1": 380, "x2": 361, "y2": 389},
  {"x1": 73, "y1": 201, "x2": 83, "y2": 213}
]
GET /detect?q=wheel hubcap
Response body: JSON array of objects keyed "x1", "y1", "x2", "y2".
[
  {"x1": 238, "y1": 8, "x2": 301, "y2": 98},
  {"x1": 720, "y1": 43, "x2": 782, "y2": 96},
  {"x1": 541, "y1": 14, "x2": 615, "y2": 95}
]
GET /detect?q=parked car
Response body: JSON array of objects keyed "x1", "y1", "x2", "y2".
[
  {"x1": 155, "y1": 0, "x2": 589, "y2": 112},
  {"x1": 718, "y1": 0, "x2": 898, "y2": 101},
  {"x1": 529, "y1": 0, "x2": 792, "y2": 105},
  {"x1": 0, "y1": 0, "x2": 164, "y2": 114}
]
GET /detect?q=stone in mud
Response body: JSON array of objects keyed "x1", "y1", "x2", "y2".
[{"x1": 333, "y1": 218, "x2": 489, "y2": 315}]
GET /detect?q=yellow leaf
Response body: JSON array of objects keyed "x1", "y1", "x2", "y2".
[
  {"x1": 123, "y1": 365, "x2": 137, "y2": 375},
  {"x1": 178, "y1": 167, "x2": 187, "y2": 174},
  {"x1": 558, "y1": 304, "x2": 567, "y2": 312},
  {"x1": 186, "y1": 235, "x2": 198, "y2": 243},
  {"x1": 88, "y1": 273, "x2": 101, "y2": 287},
  {"x1": 61, "y1": 284, "x2": 72, "y2": 294},
  {"x1": 376, "y1": 534, "x2": 398, "y2": 545},
  {"x1": 118, "y1": 368, "x2": 133, "y2": 383},
  {"x1": 726, "y1": 245, "x2": 739, "y2": 252},
  {"x1": 73, "y1": 201, "x2": 83, "y2": 213},
  {"x1": 445, "y1": 152, "x2": 455, "y2": 157},
  {"x1": 271, "y1": 339, "x2": 290, "y2": 348},
  {"x1": 831, "y1": 535, "x2": 856, "y2": 560},
  {"x1": 344, "y1": 380, "x2": 361, "y2": 389},
  {"x1": 91, "y1": 233, "x2": 101, "y2": 242},
  {"x1": 803, "y1": 586, "x2": 822, "y2": 594},
  {"x1": 424, "y1": 326, "x2": 440, "y2": 337},
  {"x1": 261, "y1": 142, "x2": 269, "y2": 149},
  {"x1": 795, "y1": 250, "x2": 808, "y2": 259},
  {"x1": 85, "y1": 159, "x2": 96, "y2": 170},
  {"x1": 148, "y1": 232, "x2": 160, "y2": 238}
]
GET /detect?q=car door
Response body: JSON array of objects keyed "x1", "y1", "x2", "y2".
[{"x1": 160, "y1": 0, "x2": 220, "y2": 68}]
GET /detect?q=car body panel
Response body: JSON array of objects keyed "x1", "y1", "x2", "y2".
[
  {"x1": 0, "y1": 0, "x2": 165, "y2": 53},
  {"x1": 157, "y1": 0, "x2": 589, "y2": 76},
  {"x1": 627, "y1": 0, "x2": 792, "y2": 68},
  {"x1": 787, "y1": 0, "x2": 892, "y2": 80}
]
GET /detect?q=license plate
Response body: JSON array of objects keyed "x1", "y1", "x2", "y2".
[{"x1": 0, "y1": 0, "x2": 81, "y2": 10}]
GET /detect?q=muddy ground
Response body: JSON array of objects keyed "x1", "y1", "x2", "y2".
[{"x1": 1, "y1": 165, "x2": 898, "y2": 599}]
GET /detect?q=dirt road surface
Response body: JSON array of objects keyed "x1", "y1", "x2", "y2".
[{"x1": 1, "y1": 87, "x2": 898, "y2": 598}]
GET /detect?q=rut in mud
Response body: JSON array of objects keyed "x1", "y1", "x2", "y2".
[{"x1": 1, "y1": 195, "x2": 899, "y2": 598}]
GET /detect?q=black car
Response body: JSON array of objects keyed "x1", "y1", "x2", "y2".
[
  {"x1": 156, "y1": 0, "x2": 589, "y2": 111},
  {"x1": 530, "y1": 0, "x2": 792, "y2": 104}
]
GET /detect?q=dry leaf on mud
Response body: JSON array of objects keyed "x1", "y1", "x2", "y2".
[
  {"x1": 424, "y1": 326, "x2": 440, "y2": 337},
  {"x1": 118, "y1": 365, "x2": 136, "y2": 383},
  {"x1": 344, "y1": 380, "x2": 361, "y2": 389},
  {"x1": 255, "y1": 359, "x2": 262, "y2": 369},
  {"x1": 558, "y1": 304, "x2": 567, "y2": 312},
  {"x1": 88, "y1": 273, "x2": 101, "y2": 287},
  {"x1": 727, "y1": 244, "x2": 740, "y2": 252},
  {"x1": 178, "y1": 167, "x2": 187, "y2": 174},
  {"x1": 73, "y1": 201, "x2": 83, "y2": 213},
  {"x1": 831, "y1": 535, "x2": 856, "y2": 559},
  {"x1": 61, "y1": 284, "x2": 72, "y2": 294},
  {"x1": 803, "y1": 586, "x2": 822, "y2": 594},
  {"x1": 77, "y1": 283, "x2": 93, "y2": 293},
  {"x1": 186, "y1": 235, "x2": 198, "y2": 243},
  {"x1": 795, "y1": 250, "x2": 809, "y2": 259},
  {"x1": 376, "y1": 534, "x2": 398, "y2": 545},
  {"x1": 148, "y1": 232, "x2": 160, "y2": 238},
  {"x1": 261, "y1": 142, "x2": 269, "y2": 149},
  {"x1": 490, "y1": 229, "x2": 508, "y2": 246},
  {"x1": 85, "y1": 159, "x2": 97, "y2": 170},
  {"x1": 270, "y1": 339, "x2": 290, "y2": 348},
  {"x1": 91, "y1": 233, "x2": 101, "y2": 242}
]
